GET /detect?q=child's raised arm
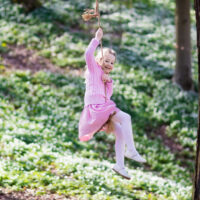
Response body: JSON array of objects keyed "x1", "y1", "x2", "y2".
[{"x1": 84, "y1": 28, "x2": 103, "y2": 73}]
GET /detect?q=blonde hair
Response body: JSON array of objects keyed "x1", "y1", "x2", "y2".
[
  {"x1": 96, "y1": 111, "x2": 117, "y2": 135},
  {"x1": 84, "y1": 47, "x2": 116, "y2": 78},
  {"x1": 95, "y1": 47, "x2": 116, "y2": 65}
]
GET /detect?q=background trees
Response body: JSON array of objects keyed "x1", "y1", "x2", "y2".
[
  {"x1": 173, "y1": 0, "x2": 193, "y2": 91},
  {"x1": 11, "y1": 0, "x2": 42, "y2": 12},
  {"x1": 193, "y1": 0, "x2": 200, "y2": 199}
]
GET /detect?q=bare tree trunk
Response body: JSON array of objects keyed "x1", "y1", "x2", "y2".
[
  {"x1": 11, "y1": 0, "x2": 42, "y2": 12},
  {"x1": 173, "y1": 0, "x2": 193, "y2": 91},
  {"x1": 192, "y1": 1, "x2": 200, "y2": 199}
]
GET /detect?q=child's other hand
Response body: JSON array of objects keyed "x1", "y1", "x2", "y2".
[
  {"x1": 95, "y1": 27, "x2": 103, "y2": 41},
  {"x1": 102, "y1": 73, "x2": 111, "y2": 83}
]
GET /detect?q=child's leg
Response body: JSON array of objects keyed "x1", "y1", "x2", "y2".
[
  {"x1": 111, "y1": 110, "x2": 137, "y2": 154},
  {"x1": 112, "y1": 121, "x2": 125, "y2": 168}
]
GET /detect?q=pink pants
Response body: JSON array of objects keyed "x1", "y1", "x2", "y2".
[{"x1": 111, "y1": 110, "x2": 137, "y2": 168}]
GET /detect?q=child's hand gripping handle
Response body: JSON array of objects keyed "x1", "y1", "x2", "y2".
[{"x1": 95, "y1": 27, "x2": 103, "y2": 42}]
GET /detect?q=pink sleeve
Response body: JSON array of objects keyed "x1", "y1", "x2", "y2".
[
  {"x1": 84, "y1": 38, "x2": 100, "y2": 73},
  {"x1": 106, "y1": 78, "x2": 113, "y2": 97}
]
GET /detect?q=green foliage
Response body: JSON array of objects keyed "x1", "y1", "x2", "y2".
[{"x1": 0, "y1": 69, "x2": 195, "y2": 199}]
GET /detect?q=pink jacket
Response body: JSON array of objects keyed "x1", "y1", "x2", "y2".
[{"x1": 84, "y1": 38, "x2": 113, "y2": 107}]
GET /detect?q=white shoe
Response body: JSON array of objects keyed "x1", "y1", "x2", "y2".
[
  {"x1": 125, "y1": 150, "x2": 146, "y2": 163},
  {"x1": 112, "y1": 164, "x2": 131, "y2": 180}
]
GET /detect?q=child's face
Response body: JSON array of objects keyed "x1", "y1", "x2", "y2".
[{"x1": 101, "y1": 53, "x2": 115, "y2": 74}]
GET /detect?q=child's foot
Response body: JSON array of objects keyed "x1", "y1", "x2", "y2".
[
  {"x1": 125, "y1": 150, "x2": 146, "y2": 163},
  {"x1": 112, "y1": 163, "x2": 131, "y2": 180}
]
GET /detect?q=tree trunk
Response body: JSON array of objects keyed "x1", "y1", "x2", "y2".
[
  {"x1": 192, "y1": 1, "x2": 200, "y2": 199},
  {"x1": 11, "y1": 0, "x2": 42, "y2": 12},
  {"x1": 173, "y1": 0, "x2": 193, "y2": 91}
]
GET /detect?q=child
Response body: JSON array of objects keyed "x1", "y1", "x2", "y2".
[{"x1": 78, "y1": 27, "x2": 146, "y2": 180}]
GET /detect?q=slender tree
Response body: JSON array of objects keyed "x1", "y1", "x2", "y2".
[
  {"x1": 11, "y1": 0, "x2": 42, "y2": 13},
  {"x1": 173, "y1": 0, "x2": 193, "y2": 91},
  {"x1": 192, "y1": 0, "x2": 200, "y2": 199}
]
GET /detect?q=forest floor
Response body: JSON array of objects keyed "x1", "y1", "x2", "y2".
[
  {"x1": 0, "y1": 43, "x2": 191, "y2": 200},
  {"x1": 0, "y1": 187, "x2": 78, "y2": 200}
]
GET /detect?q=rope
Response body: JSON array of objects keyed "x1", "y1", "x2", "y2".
[
  {"x1": 96, "y1": 0, "x2": 104, "y2": 65},
  {"x1": 95, "y1": 0, "x2": 107, "y2": 102}
]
